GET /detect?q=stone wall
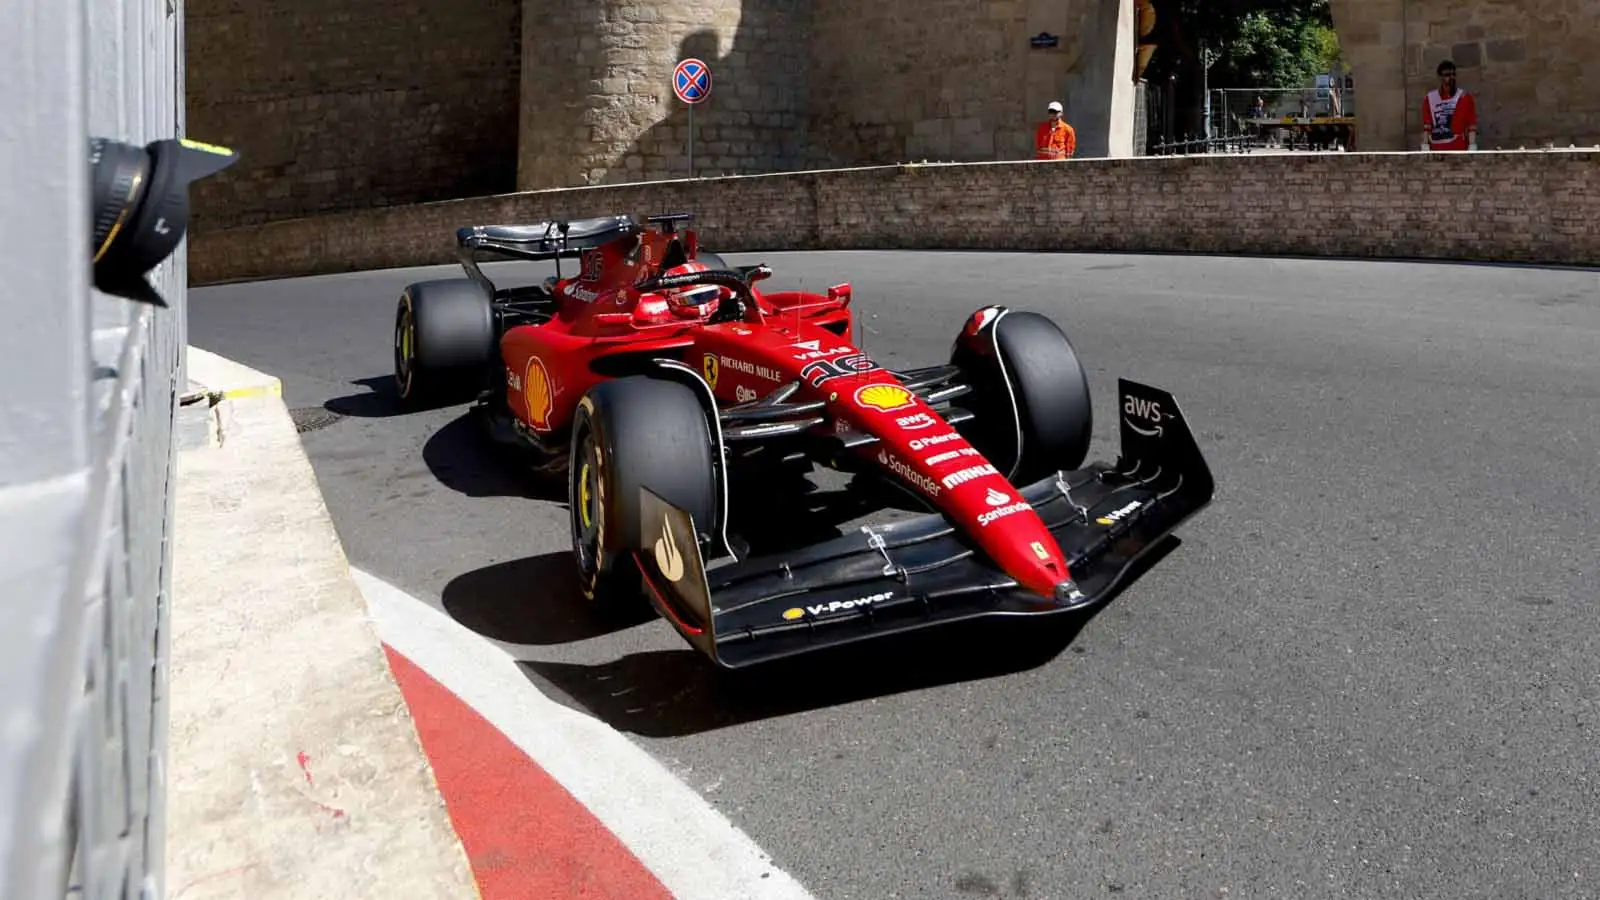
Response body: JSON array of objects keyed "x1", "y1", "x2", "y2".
[
  {"x1": 185, "y1": 0, "x2": 522, "y2": 232},
  {"x1": 516, "y1": 0, "x2": 811, "y2": 190},
  {"x1": 1332, "y1": 0, "x2": 1600, "y2": 151},
  {"x1": 187, "y1": 150, "x2": 1600, "y2": 286},
  {"x1": 185, "y1": 0, "x2": 1135, "y2": 229}
]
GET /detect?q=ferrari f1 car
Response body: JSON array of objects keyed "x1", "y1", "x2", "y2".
[{"x1": 392, "y1": 211, "x2": 1215, "y2": 669}]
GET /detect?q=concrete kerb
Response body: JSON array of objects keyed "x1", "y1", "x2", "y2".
[{"x1": 165, "y1": 346, "x2": 478, "y2": 899}]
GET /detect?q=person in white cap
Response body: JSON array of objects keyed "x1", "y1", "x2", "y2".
[{"x1": 1035, "y1": 100, "x2": 1076, "y2": 160}]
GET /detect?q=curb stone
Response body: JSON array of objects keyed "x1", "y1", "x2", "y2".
[{"x1": 164, "y1": 346, "x2": 478, "y2": 899}]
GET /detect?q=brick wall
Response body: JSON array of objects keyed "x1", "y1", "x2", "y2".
[
  {"x1": 188, "y1": 150, "x2": 1600, "y2": 285},
  {"x1": 185, "y1": 0, "x2": 521, "y2": 232}
]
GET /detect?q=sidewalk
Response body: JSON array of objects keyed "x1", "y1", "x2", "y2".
[{"x1": 164, "y1": 347, "x2": 477, "y2": 899}]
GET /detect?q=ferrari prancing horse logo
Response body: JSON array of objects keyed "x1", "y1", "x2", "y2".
[{"x1": 701, "y1": 353, "x2": 719, "y2": 390}]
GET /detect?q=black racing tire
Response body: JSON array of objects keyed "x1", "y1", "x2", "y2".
[
  {"x1": 393, "y1": 278, "x2": 496, "y2": 408},
  {"x1": 568, "y1": 376, "x2": 720, "y2": 606},
  {"x1": 950, "y1": 309, "x2": 1094, "y2": 484}
]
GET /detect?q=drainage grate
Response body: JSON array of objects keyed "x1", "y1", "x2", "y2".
[{"x1": 289, "y1": 407, "x2": 345, "y2": 434}]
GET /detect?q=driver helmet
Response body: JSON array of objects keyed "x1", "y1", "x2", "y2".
[{"x1": 659, "y1": 260, "x2": 732, "y2": 311}]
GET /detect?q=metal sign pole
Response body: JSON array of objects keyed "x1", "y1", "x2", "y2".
[{"x1": 673, "y1": 57, "x2": 711, "y2": 181}]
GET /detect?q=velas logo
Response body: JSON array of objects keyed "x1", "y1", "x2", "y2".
[{"x1": 854, "y1": 383, "x2": 914, "y2": 412}]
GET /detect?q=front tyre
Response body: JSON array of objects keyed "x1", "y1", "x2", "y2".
[
  {"x1": 950, "y1": 309, "x2": 1094, "y2": 484},
  {"x1": 568, "y1": 376, "x2": 720, "y2": 606}
]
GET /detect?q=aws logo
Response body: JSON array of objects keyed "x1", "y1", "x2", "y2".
[{"x1": 1123, "y1": 394, "x2": 1163, "y2": 436}]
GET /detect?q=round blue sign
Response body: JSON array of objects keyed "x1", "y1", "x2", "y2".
[{"x1": 673, "y1": 58, "x2": 712, "y2": 105}]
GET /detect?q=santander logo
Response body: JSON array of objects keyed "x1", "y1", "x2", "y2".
[{"x1": 877, "y1": 448, "x2": 941, "y2": 498}]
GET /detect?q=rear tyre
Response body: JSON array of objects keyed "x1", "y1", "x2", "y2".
[
  {"x1": 950, "y1": 309, "x2": 1094, "y2": 484},
  {"x1": 393, "y1": 278, "x2": 495, "y2": 408},
  {"x1": 568, "y1": 376, "x2": 720, "y2": 606}
]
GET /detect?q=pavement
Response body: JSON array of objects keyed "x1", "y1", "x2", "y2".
[
  {"x1": 187, "y1": 250, "x2": 1600, "y2": 899},
  {"x1": 165, "y1": 348, "x2": 477, "y2": 899}
]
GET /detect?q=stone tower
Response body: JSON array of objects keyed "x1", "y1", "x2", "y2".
[{"x1": 516, "y1": 0, "x2": 809, "y2": 189}]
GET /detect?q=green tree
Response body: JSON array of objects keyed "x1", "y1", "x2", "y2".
[{"x1": 1143, "y1": 0, "x2": 1340, "y2": 136}]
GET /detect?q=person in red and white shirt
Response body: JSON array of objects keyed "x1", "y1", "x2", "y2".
[{"x1": 1420, "y1": 59, "x2": 1478, "y2": 151}]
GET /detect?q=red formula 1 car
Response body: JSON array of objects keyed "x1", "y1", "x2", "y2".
[{"x1": 392, "y1": 212, "x2": 1215, "y2": 669}]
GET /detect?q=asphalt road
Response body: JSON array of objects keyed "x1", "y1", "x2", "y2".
[{"x1": 191, "y1": 250, "x2": 1600, "y2": 900}]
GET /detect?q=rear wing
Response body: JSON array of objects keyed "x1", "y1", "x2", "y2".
[{"x1": 634, "y1": 378, "x2": 1216, "y2": 669}]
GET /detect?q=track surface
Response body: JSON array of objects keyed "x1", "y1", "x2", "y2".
[{"x1": 192, "y1": 251, "x2": 1600, "y2": 899}]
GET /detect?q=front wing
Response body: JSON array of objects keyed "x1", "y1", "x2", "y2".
[{"x1": 633, "y1": 378, "x2": 1216, "y2": 669}]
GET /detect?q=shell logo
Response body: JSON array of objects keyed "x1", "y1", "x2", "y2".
[
  {"x1": 781, "y1": 607, "x2": 805, "y2": 621},
  {"x1": 524, "y1": 356, "x2": 553, "y2": 429},
  {"x1": 853, "y1": 382, "x2": 914, "y2": 413}
]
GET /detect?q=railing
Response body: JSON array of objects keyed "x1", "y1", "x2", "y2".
[
  {"x1": 0, "y1": 1, "x2": 186, "y2": 899},
  {"x1": 1148, "y1": 134, "x2": 1271, "y2": 155}
]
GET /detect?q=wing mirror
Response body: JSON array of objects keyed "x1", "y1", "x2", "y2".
[{"x1": 827, "y1": 283, "x2": 852, "y2": 305}]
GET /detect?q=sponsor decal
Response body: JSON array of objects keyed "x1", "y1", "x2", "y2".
[
  {"x1": 506, "y1": 366, "x2": 522, "y2": 392},
  {"x1": 1123, "y1": 394, "x2": 1164, "y2": 436},
  {"x1": 801, "y1": 352, "x2": 881, "y2": 387},
  {"x1": 895, "y1": 412, "x2": 936, "y2": 430},
  {"x1": 790, "y1": 339, "x2": 852, "y2": 361},
  {"x1": 785, "y1": 591, "x2": 894, "y2": 621},
  {"x1": 720, "y1": 355, "x2": 783, "y2": 382},
  {"x1": 877, "y1": 449, "x2": 941, "y2": 498},
  {"x1": 581, "y1": 250, "x2": 604, "y2": 282},
  {"x1": 735, "y1": 385, "x2": 757, "y2": 403},
  {"x1": 941, "y1": 463, "x2": 997, "y2": 489},
  {"x1": 923, "y1": 447, "x2": 979, "y2": 466},
  {"x1": 1031, "y1": 541, "x2": 1050, "y2": 561},
  {"x1": 977, "y1": 499, "x2": 1031, "y2": 527},
  {"x1": 1095, "y1": 500, "x2": 1141, "y2": 526},
  {"x1": 732, "y1": 326, "x2": 753, "y2": 336},
  {"x1": 984, "y1": 487, "x2": 1010, "y2": 506},
  {"x1": 908, "y1": 431, "x2": 962, "y2": 452},
  {"x1": 568, "y1": 283, "x2": 603, "y2": 303},
  {"x1": 854, "y1": 383, "x2": 915, "y2": 413},
  {"x1": 702, "y1": 353, "x2": 720, "y2": 390},
  {"x1": 653, "y1": 512, "x2": 685, "y2": 582},
  {"x1": 523, "y1": 356, "x2": 553, "y2": 430}
]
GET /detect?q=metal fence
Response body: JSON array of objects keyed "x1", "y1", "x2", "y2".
[{"x1": 1, "y1": 1, "x2": 187, "y2": 899}]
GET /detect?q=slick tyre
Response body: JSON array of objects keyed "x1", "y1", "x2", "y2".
[
  {"x1": 951, "y1": 309, "x2": 1093, "y2": 484},
  {"x1": 393, "y1": 278, "x2": 495, "y2": 408},
  {"x1": 568, "y1": 376, "x2": 720, "y2": 606}
]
